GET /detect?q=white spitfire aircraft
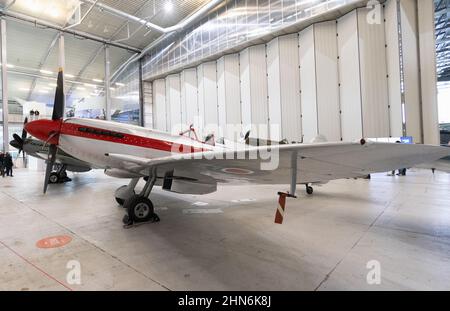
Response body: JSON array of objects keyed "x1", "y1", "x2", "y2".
[{"x1": 25, "y1": 70, "x2": 450, "y2": 226}]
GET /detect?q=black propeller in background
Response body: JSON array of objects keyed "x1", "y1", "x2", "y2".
[
  {"x1": 10, "y1": 117, "x2": 28, "y2": 162},
  {"x1": 43, "y1": 69, "x2": 65, "y2": 194}
]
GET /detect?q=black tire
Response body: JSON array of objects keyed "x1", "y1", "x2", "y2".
[
  {"x1": 115, "y1": 190, "x2": 135, "y2": 207},
  {"x1": 306, "y1": 186, "x2": 314, "y2": 195},
  {"x1": 125, "y1": 195, "x2": 154, "y2": 223},
  {"x1": 49, "y1": 172, "x2": 59, "y2": 184}
]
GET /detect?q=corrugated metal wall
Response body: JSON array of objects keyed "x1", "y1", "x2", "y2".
[
  {"x1": 385, "y1": 0, "x2": 404, "y2": 138},
  {"x1": 299, "y1": 26, "x2": 318, "y2": 143},
  {"x1": 151, "y1": 0, "x2": 431, "y2": 144},
  {"x1": 314, "y1": 21, "x2": 341, "y2": 142},
  {"x1": 399, "y1": 0, "x2": 422, "y2": 143},
  {"x1": 357, "y1": 7, "x2": 391, "y2": 139},
  {"x1": 152, "y1": 79, "x2": 166, "y2": 132},
  {"x1": 240, "y1": 45, "x2": 269, "y2": 140},
  {"x1": 180, "y1": 68, "x2": 198, "y2": 130}
]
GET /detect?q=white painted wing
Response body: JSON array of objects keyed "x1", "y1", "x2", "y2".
[{"x1": 107, "y1": 141, "x2": 450, "y2": 185}]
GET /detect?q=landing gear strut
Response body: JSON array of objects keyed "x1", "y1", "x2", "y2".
[{"x1": 122, "y1": 168, "x2": 160, "y2": 228}]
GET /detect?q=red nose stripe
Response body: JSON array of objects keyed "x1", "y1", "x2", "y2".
[{"x1": 25, "y1": 120, "x2": 62, "y2": 145}]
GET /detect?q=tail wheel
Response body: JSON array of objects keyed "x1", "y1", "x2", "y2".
[
  {"x1": 306, "y1": 185, "x2": 314, "y2": 195},
  {"x1": 125, "y1": 195, "x2": 154, "y2": 223}
]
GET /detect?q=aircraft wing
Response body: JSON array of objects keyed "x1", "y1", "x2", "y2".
[{"x1": 106, "y1": 141, "x2": 450, "y2": 187}]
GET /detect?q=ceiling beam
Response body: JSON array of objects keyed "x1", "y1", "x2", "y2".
[
  {"x1": 67, "y1": 0, "x2": 155, "y2": 99},
  {"x1": 79, "y1": 0, "x2": 224, "y2": 34},
  {"x1": 0, "y1": 8, "x2": 142, "y2": 53},
  {"x1": 26, "y1": 33, "x2": 60, "y2": 100},
  {"x1": 66, "y1": 46, "x2": 104, "y2": 99}
]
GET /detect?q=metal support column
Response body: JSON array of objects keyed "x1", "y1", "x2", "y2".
[
  {"x1": 105, "y1": 45, "x2": 111, "y2": 121},
  {"x1": 1, "y1": 19, "x2": 9, "y2": 153},
  {"x1": 138, "y1": 58, "x2": 144, "y2": 127}
]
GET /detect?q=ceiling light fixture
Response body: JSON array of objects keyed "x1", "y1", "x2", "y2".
[
  {"x1": 92, "y1": 78, "x2": 103, "y2": 83},
  {"x1": 115, "y1": 82, "x2": 125, "y2": 87},
  {"x1": 164, "y1": 1, "x2": 173, "y2": 12},
  {"x1": 40, "y1": 69, "x2": 53, "y2": 75},
  {"x1": 28, "y1": 0, "x2": 41, "y2": 12},
  {"x1": 65, "y1": 74, "x2": 75, "y2": 78},
  {"x1": 49, "y1": 6, "x2": 59, "y2": 18}
]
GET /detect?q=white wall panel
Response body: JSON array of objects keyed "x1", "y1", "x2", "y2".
[
  {"x1": 357, "y1": 8, "x2": 390, "y2": 138},
  {"x1": 418, "y1": 0, "x2": 440, "y2": 145},
  {"x1": 267, "y1": 38, "x2": 283, "y2": 142},
  {"x1": 143, "y1": 81, "x2": 153, "y2": 128},
  {"x1": 299, "y1": 26, "x2": 318, "y2": 143},
  {"x1": 384, "y1": 0, "x2": 403, "y2": 138},
  {"x1": 400, "y1": 0, "x2": 422, "y2": 143},
  {"x1": 279, "y1": 34, "x2": 302, "y2": 142},
  {"x1": 239, "y1": 45, "x2": 269, "y2": 140},
  {"x1": 267, "y1": 35, "x2": 302, "y2": 142},
  {"x1": 197, "y1": 62, "x2": 218, "y2": 137},
  {"x1": 165, "y1": 74, "x2": 182, "y2": 134},
  {"x1": 337, "y1": 11, "x2": 363, "y2": 141},
  {"x1": 239, "y1": 48, "x2": 252, "y2": 129},
  {"x1": 314, "y1": 21, "x2": 341, "y2": 142},
  {"x1": 152, "y1": 79, "x2": 167, "y2": 132},
  {"x1": 217, "y1": 54, "x2": 241, "y2": 140},
  {"x1": 180, "y1": 68, "x2": 199, "y2": 131}
]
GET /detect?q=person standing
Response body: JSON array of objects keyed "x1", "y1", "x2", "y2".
[
  {"x1": 4, "y1": 152, "x2": 13, "y2": 177},
  {"x1": 0, "y1": 152, "x2": 4, "y2": 177}
]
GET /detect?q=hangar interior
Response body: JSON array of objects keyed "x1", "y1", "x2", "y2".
[{"x1": 0, "y1": 0, "x2": 450, "y2": 291}]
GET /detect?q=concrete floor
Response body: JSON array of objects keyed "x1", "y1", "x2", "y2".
[{"x1": 0, "y1": 167, "x2": 450, "y2": 291}]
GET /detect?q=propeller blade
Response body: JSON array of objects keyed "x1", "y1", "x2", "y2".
[
  {"x1": 43, "y1": 144, "x2": 57, "y2": 194},
  {"x1": 9, "y1": 139, "x2": 21, "y2": 150},
  {"x1": 13, "y1": 133, "x2": 24, "y2": 146},
  {"x1": 52, "y1": 69, "x2": 65, "y2": 121},
  {"x1": 22, "y1": 117, "x2": 28, "y2": 141}
]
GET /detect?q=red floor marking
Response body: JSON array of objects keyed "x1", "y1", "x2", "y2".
[
  {"x1": 36, "y1": 235, "x2": 72, "y2": 249},
  {"x1": 0, "y1": 240, "x2": 73, "y2": 291}
]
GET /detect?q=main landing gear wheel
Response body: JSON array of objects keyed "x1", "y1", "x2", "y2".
[
  {"x1": 122, "y1": 195, "x2": 160, "y2": 227},
  {"x1": 49, "y1": 172, "x2": 60, "y2": 184},
  {"x1": 306, "y1": 185, "x2": 314, "y2": 195}
]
